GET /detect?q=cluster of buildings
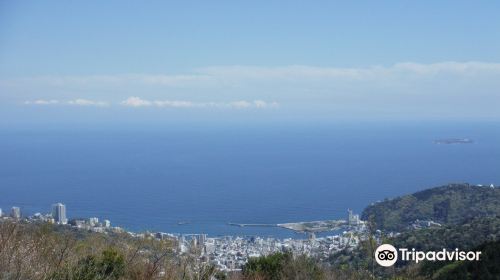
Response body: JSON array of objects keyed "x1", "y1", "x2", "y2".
[
  {"x1": 1, "y1": 203, "x2": 366, "y2": 271},
  {"x1": 0, "y1": 203, "x2": 68, "y2": 224},
  {"x1": 175, "y1": 232, "x2": 361, "y2": 271},
  {"x1": 68, "y1": 216, "x2": 122, "y2": 233},
  {"x1": 0, "y1": 203, "x2": 123, "y2": 234},
  {"x1": 170, "y1": 209, "x2": 366, "y2": 271},
  {"x1": 0, "y1": 206, "x2": 22, "y2": 220}
]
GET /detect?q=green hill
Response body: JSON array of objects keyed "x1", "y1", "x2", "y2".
[{"x1": 361, "y1": 183, "x2": 500, "y2": 231}]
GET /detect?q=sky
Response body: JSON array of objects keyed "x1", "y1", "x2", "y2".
[{"x1": 1, "y1": 1, "x2": 500, "y2": 124}]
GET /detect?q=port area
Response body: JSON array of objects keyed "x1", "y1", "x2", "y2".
[
  {"x1": 228, "y1": 219, "x2": 356, "y2": 233},
  {"x1": 228, "y1": 209, "x2": 364, "y2": 234},
  {"x1": 278, "y1": 220, "x2": 348, "y2": 233},
  {"x1": 227, "y1": 223, "x2": 278, "y2": 228}
]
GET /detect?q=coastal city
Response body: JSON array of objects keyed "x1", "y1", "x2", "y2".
[{"x1": 0, "y1": 203, "x2": 366, "y2": 271}]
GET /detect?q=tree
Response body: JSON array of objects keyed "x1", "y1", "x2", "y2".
[{"x1": 243, "y1": 252, "x2": 325, "y2": 280}]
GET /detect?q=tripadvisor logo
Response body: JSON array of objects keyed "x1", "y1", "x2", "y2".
[
  {"x1": 374, "y1": 244, "x2": 482, "y2": 267},
  {"x1": 375, "y1": 244, "x2": 398, "y2": 267}
]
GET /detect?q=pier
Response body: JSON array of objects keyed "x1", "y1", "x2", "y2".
[{"x1": 227, "y1": 222, "x2": 278, "y2": 227}]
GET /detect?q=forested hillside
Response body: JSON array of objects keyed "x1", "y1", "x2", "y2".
[{"x1": 361, "y1": 183, "x2": 500, "y2": 231}]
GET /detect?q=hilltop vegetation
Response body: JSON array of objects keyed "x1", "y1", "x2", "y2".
[
  {"x1": 242, "y1": 251, "x2": 372, "y2": 280},
  {"x1": 361, "y1": 183, "x2": 500, "y2": 231},
  {"x1": 424, "y1": 240, "x2": 500, "y2": 280},
  {"x1": 329, "y1": 216, "x2": 500, "y2": 279},
  {"x1": 0, "y1": 221, "x2": 218, "y2": 280},
  {"x1": 391, "y1": 216, "x2": 500, "y2": 252},
  {"x1": 332, "y1": 183, "x2": 500, "y2": 279}
]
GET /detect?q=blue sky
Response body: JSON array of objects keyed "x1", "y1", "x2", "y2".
[{"x1": 1, "y1": 1, "x2": 500, "y2": 123}]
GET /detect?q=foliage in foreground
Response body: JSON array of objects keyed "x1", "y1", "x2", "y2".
[
  {"x1": 0, "y1": 221, "x2": 216, "y2": 280},
  {"x1": 420, "y1": 240, "x2": 500, "y2": 280},
  {"x1": 50, "y1": 248, "x2": 125, "y2": 280},
  {"x1": 242, "y1": 252, "x2": 323, "y2": 280}
]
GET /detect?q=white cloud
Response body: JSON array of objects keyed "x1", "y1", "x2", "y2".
[
  {"x1": 24, "y1": 99, "x2": 60, "y2": 105},
  {"x1": 121, "y1": 97, "x2": 278, "y2": 109},
  {"x1": 227, "y1": 100, "x2": 278, "y2": 109},
  {"x1": 253, "y1": 100, "x2": 278, "y2": 108},
  {"x1": 121, "y1": 96, "x2": 152, "y2": 107},
  {"x1": 199, "y1": 62, "x2": 500, "y2": 80},
  {"x1": 153, "y1": 100, "x2": 196, "y2": 108},
  {"x1": 23, "y1": 97, "x2": 279, "y2": 109},
  {"x1": 229, "y1": 100, "x2": 252, "y2": 108},
  {"x1": 67, "y1": 99, "x2": 108, "y2": 107},
  {"x1": 9, "y1": 62, "x2": 500, "y2": 90},
  {"x1": 13, "y1": 74, "x2": 214, "y2": 89},
  {"x1": 24, "y1": 98, "x2": 108, "y2": 107}
]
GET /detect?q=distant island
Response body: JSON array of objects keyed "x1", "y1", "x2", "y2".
[{"x1": 433, "y1": 138, "x2": 474, "y2": 144}]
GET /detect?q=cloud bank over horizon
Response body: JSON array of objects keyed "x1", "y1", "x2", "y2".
[
  {"x1": 119, "y1": 97, "x2": 278, "y2": 109},
  {"x1": 23, "y1": 97, "x2": 278, "y2": 109},
  {"x1": 24, "y1": 98, "x2": 108, "y2": 107},
  {"x1": 3, "y1": 61, "x2": 500, "y2": 120}
]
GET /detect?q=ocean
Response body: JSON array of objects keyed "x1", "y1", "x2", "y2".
[{"x1": 1, "y1": 122, "x2": 499, "y2": 237}]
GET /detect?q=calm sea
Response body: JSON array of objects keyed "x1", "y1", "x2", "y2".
[{"x1": 1, "y1": 122, "x2": 499, "y2": 237}]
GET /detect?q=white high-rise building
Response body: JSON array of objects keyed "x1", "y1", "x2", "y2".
[
  {"x1": 0, "y1": 208, "x2": 2, "y2": 217},
  {"x1": 89, "y1": 217, "x2": 99, "y2": 226},
  {"x1": 198, "y1": 234, "x2": 207, "y2": 246},
  {"x1": 11, "y1": 207, "x2": 21, "y2": 219},
  {"x1": 51, "y1": 203, "x2": 68, "y2": 224},
  {"x1": 103, "y1": 219, "x2": 111, "y2": 228},
  {"x1": 348, "y1": 209, "x2": 360, "y2": 225}
]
